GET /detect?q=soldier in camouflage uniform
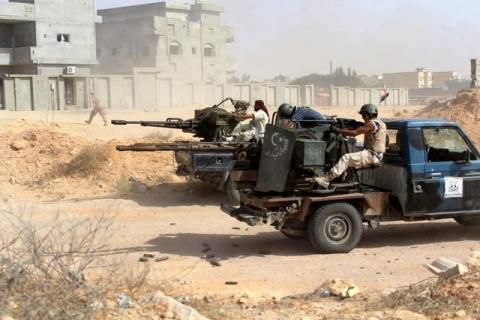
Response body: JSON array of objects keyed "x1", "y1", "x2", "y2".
[{"x1": 315, "y1": 104, "x2": 387, "y2": 189}]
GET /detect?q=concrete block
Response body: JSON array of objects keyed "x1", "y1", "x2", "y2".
[{"x1": 425, "y1": 258, "x2": 469, "y2": 279}]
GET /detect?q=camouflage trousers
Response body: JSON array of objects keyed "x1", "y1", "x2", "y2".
[{"x1": 326, "y1": 150, "x2": 382, "y2": 181}]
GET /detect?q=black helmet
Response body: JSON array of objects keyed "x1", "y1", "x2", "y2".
[
  {"x1": 359, "y1": 104, "x2": 378, "y2": 116},
  {"x1": 277, "y1": 103, "x2": 295, "y2": 118}
]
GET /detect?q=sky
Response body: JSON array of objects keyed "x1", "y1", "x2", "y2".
[{"x1": 96, "y1": 0, "x2": 480, "y2": 81}]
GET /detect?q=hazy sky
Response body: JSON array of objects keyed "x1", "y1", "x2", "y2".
[{"x1": 96, "y1": 0, "x2": 480, "y2": 80}]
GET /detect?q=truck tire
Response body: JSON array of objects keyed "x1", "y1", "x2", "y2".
[
  {"x1": 454, "y1": 216, "x2": 480, "y2": 227},
  {"x1": 226, "y1": 177, "x2": 240, "y2": 206},
  {"x1": 307, "y1": 202, "x2": 363, "y2": 254}
]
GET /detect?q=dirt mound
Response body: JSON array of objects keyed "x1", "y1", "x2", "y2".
[
  {"x1": 416, "y1": 88, "x2": 480, "y2": 144},
  {"x1": 0, "y1": 124, "x2": 177, "y2": 200}
]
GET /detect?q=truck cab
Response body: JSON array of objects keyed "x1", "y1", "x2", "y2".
[{"x1": 363, "y1": 119, "x2": 480, "y2": 219}]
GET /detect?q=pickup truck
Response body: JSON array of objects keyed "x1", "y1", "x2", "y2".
[{"x1": 222, "y1": 119, "x2": 480, "y2": 254}]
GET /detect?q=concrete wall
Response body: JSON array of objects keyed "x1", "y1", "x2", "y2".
[
  {"x1": 0, "y1": 74, "x2": 312, "y2": 111},
  {"x1": 330, "y1": 86, "x2": 409, "y2": 107}
]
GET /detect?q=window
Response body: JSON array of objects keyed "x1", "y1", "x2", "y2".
[
  {"x1": 385, "y1": 129, "x2": 402, "y2": 156},
  {"x1": 204, "y1": 43, "x2": 215, "y2": 57},
  {"x1": 57, "y1": 34, "x2": 70, "y2": 43},
  {"x1": 192, "y1": 47, "x2": 197, "y2": 55},
  {"x1": 169, "y1": 42, "x2": 181, "y2": 55},
  {"x1": 423, "y1": 128, "x2": 477, "y2": 162}
]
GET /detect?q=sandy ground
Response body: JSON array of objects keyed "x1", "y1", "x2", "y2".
[{"x1": 1, "y1": 105, "x2": 478, "y2": 301}]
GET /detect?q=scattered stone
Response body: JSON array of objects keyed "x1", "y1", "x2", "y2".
[
  {"x1": 425, "y1": 258, "x2": 469, "y2": 279},
  {"x1": 115, "y1": 293, "x2": 135, "y2": 308},
  {"x1": 207, "y1": 259, "x2": 221, "y2": 267},
  {"x1": 469, "y1": 251, "x2": 480, "y2": 267},
  {"x1": 144, "y1": 291, "x2": 209, "y2": 320},
  {"x1": 139, "y1": 257, "x2": 149, "y2": 263},
  {"x1": 156, "y1": 256, "x2": 169, "y2": 262},
  {"x1": 313, "y1": 287, "x2": 331, "y2": 298},
  {"x1": 8, "y1": 177, "x2": 16, "y2": 185},
  {"x1": 23, "y1": 131, "x2": 37, "y2": 141},
  {"x1": 170, "y1": 223, "x2": 177, "y2": 226},
  {"x1": 143, "y1": 254, "x2": 155, "y2": 258},
  {"x1": 225, "y1": 281, "x2": 238, "y2": 285},
  {"x1": 455, "y1": 310, "x2": 467, "y2": 318},
  {"x1": 320, "y1": 278, "x2": 360, "y2": 298},
  {"x1": 10, "y1": 139, "x2": 28, "y2": 151}
]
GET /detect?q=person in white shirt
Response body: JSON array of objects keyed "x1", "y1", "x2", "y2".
[{"x1": 234, "y1": 100, "x2": 270, "y2": 142}]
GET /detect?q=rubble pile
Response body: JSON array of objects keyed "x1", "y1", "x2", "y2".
[
  {"x1": 416, "y1": 88, "x2": 480, "y2": 144},
  {"x1": 0, "y1": 123, "x2": 176, "y2": 199},
  {"x1": 378, "y1": 265, "x2": 480, "y2": 319}
]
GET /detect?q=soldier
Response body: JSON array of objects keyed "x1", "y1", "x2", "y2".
[
  {"x1": 277, "y1": 103, "x2": 326, "y2": 128},
  {"x1": 85, "y1": 93, "x2": 107, "y2": 126},
  {"x1": 315, "y1": 104, "x2": 386, "y2": 189},
  {"x1": 234, "y1": 100, "x2": 270, "y2": 142}
]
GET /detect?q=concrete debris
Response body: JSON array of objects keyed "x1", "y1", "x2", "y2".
[
  {"x1": 10, "y1": 139, "x2": 28, "y2": 151},
  {"x1": 425, "y1": 258, "x2": 469, "y2": 279},
  {"x1": 319, "y1": 278, "x2": 360, "y2": 298},
  {"x1": 468, "y1": 251, "x2": 480, "y2": 267},
  {"x1": 115, "y1": 293, "x2": 135, "y2": 308},
  {"x1": 145, "y1": 291, "x2": 209, "y2": 320}
]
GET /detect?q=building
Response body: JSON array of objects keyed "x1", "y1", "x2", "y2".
[
  {"x1": 95, "y1": 2, "x2": 234, "y2": 84},
  {"x1": 383, "y1": 68, "x2": 432, "y2": 89},
  {"x1": 0, "y1": 0, "x2": 97, "y2": 110},
  {"x1": 432, "y1": 71, "x2": 458, "y2": 88}
]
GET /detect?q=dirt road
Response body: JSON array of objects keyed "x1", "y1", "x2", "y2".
[{"x1": 5, "y1": 189, "x2": 479, "y2": 299}]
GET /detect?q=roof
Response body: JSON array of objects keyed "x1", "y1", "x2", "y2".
[{"x1": 384, "y1": 119, "x2": 459, "y2": 127}]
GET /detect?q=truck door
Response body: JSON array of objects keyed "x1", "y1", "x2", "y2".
[{"x1": 414, "y1": 127, "x2": 480, "y2": 214}]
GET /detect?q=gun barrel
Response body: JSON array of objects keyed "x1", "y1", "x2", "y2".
[
  {"x1": 111, "y1": 119, "x2": 197, "y2": 129},
  {"x1": 116, "y1": 142, "x2": 238, "y2": 152}
]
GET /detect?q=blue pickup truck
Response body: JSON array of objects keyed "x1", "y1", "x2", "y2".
[{"x1": 222, "y1": 119, "x2": 480, "y2": 254}]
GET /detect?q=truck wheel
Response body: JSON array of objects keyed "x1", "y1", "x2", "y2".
[
  {"x1": 454, "y1": 216, "x2": 480, "y2": 227},
  {"x1": 226, "y1": 177, "x2": 240, "y2": 206},
  {"x1": 308, "y1": 202, "x2": 363, "y2": 254}
]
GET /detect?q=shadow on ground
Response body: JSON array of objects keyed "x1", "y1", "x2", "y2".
[{"x1": 109, "y1": 221, "x2": 480, "y2": 259}]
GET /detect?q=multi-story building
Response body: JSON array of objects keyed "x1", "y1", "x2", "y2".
[
  {"x1": 383, "y1": 68, "x2": 432, "y2": 89},
  {"x1": 0, "y1": 0, "x2": 97, "y2": 110},
  {"x1": 432, "y1": 71, "x2": 458, "y2": 88},
  {"x1": 95, "y1": 2, "x2": 235, "y2": 84}
]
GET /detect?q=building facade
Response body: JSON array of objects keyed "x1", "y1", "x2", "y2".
[
  {"x1": 383, "y1": 68, "x2": 432, "y2": 89},
  {"x1": 0, "y1": 0, "x2": 97, "y2": 110},
  {"x1": 96, "y1": 2, "x2": 234, "y2": 84}
]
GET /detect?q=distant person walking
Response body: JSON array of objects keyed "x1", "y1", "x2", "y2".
[{"x1": 85, "y1": 93, "x2": 107, "y2": 126}]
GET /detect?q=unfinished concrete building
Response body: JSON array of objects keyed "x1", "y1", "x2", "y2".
[
  {"x1": 96, "y1": 2, "x2": 234, "y2": 84},
  {"x1": 0, "y1": 0, "x2": 97, "y2": 110}
]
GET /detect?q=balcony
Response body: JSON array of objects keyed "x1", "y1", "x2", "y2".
[
  {"x1": 0, "y1": 2, "x2": 35, "y2": 23},
  {"x1": 0, "y1": 48, "x2": 12, "y2": 65}
]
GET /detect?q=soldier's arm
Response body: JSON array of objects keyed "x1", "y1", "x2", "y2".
[{"x1": 335, "y1": 121, "x2": 375, "y2": 137}]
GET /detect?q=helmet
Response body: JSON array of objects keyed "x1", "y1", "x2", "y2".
[
  {"x1": 277, "y1": 103, "x2": 294, "y2": 118},
  {"x1": 359, "y1": 104, "x2": 378, "y2": 116}
]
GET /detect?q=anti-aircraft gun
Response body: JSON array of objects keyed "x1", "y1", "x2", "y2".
[
  {"x1": 112, "y1": 98, "x2": 249, "y2": 142},
  {"x1": 111, "y1": 98, "x2": 261, "y2": 204}
]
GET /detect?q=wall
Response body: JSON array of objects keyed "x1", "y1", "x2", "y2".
[
  {"x1": 0, "y1": 74, "x2": 312, "y2": 111},
  {"x1": 330, "y1": 86, "x2": 409, "y2": 107}
]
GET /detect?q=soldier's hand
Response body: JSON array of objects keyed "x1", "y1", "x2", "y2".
[{"x1": 331, "y1": 126, "x2": 340, "y2": 133}]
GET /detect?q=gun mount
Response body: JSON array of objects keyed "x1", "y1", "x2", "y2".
[{"x1": 111, "y1": 98, "x2": 249, "y2": 142}]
